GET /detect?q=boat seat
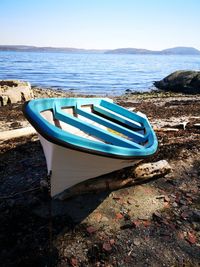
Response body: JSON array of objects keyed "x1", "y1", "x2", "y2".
[{"x1": 53, "y1": 103, "x2": 144, "y2": 149}]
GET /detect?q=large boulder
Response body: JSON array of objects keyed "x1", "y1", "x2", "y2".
[
  {"x1": 0, "y1": 80, "x2": 34, "y2": 106},
  {"x1": 154, "y1": 70, "x2": 200, "y2": 94}
]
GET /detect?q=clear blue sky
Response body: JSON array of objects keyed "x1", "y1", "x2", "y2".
[{"x1": 1, "y1": 0, "x2": 200, "y2": 50}]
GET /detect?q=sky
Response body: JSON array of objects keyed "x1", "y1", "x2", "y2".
[{"x1": 1, "y1": 0, "x2": 200, "y2": 50}]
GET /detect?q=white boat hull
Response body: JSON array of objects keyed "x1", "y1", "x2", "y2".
[{"x1": 39, "y1": 135, "x2": 141, "y2": 197}]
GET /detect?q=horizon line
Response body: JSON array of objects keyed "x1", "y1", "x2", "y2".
[{"x1": 0, "y1": 44, "x2": 200, "y2": 51}]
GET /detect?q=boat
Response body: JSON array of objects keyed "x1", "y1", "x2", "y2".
[{"x1": 23, "y1": 97, "x2": 158, "y2": 197}]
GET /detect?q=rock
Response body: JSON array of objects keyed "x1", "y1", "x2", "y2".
[
  {"x1": 172, "y1": 202, "x2": 178, "y2": 208},
  {"x1": 180, "y1": 210, "x2": 193, "y2": 220},
  {"x1": 154, "y1": 70, "x2": 200, "y2": 94},
  {"x1": 115, "y1": 213, "x2": 123, "y2": 220},
  {"x1": 134, "y1": 160, "x2": 172, "y2": 180},
  {"x1": 133, "y1": 239, "x2": 141, "y2": 246},
  {"x1": 102, "y1": 242, "x2": 112, "y2": 252},
  {"x1": 186, "y1": 232, "x2": 197, "y2": 244},
  {"x1": 86, "y1": 226, "x2": 97, "y2": 234},
  {"x1": 191, "y1": 222, "x2": 200, "y2": 231},
  {"x1": 132, "y1": 220, "x2": 141, "y2": 228},
  {"x1": 0, "y1": 80, "x2": 34, "y2": 106},
  {"x1": 152, "y1": 211, "x2": 163, "y2": 223},
  {"x1": 191, "y1": 210, "x2": 200, "y2": 222},
  {"x1": 109, "y1": 239, "x2": 115, "y2": 245},
  {"x1": 69, "y1": 257, "x2": 79, "y2": 267},
  {"x1": 0, "y1": 95, "x2": 9, "y2": 106}
]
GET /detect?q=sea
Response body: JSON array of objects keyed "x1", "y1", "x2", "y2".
[{"x1": 0, "y1": 51, "x2": 200, "y2": 96}]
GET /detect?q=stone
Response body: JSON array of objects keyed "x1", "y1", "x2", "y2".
[
  {"x1": 154, "y1": 70, "x2": 200, "y2": 94},
  {"x1": 133, "y1": 239, "x2": 140, "y2": 246},
  {"x1": 172, "y1": 202, "x2": 178, "y2": 208},
  {"x1": 86, "y1": 226, "x2": 97, "y2": 234},
  {"x1": 69, "y1": 257, "x2": 78, "y2": 267},
  {"x1": 186, "y1": 232, "x2": 196, "y2": 244},
  {"x1": 102, "y1": 242, "x2": 112, "y2": 252},
  {"x1": 115, "y1": 213, "x2": 123, "y2": 219},
  {"x1": 191, "y1": 210, "x2": 200, "y2": 222},
  {"x1": 0, "y1": 80, "x2": 34, "y2": 106},
  {"x1": 0, "y1": 95, "x2": 9, "y2": 106}
]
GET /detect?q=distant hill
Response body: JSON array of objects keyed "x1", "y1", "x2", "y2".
[
  {"x1": 105, "y1": 46, "x2": 200, "y2": 55},
  {"x1": 0, "y1": 45, "x2": 105, "y2": 53},
  {"x1": 161, "y1": 47, "x2": 200, "y2": 55},
  {"x1": 104, "y1": 48, "x2": 154, "y2": 54},
  {"x1": 0, "y1": 45, "x2": 199, "y2": 55}
]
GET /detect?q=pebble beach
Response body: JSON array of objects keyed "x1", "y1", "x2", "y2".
[{"x1": 0, "y1": 86, "x2": 200, "y2": 266}]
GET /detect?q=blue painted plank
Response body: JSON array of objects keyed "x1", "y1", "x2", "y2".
[
  {"x1": 100, "y1": 100, "x2": 145, "y2": 124},
  {"x1": 54, "y1": 105, "x2": 143, "y2": 149},
  {"x1": 76, "y1": 107, "x2": 148, "y2": 143},
  {"x1": 93, "y1": 105, "x2": 143, "y2": 130}
]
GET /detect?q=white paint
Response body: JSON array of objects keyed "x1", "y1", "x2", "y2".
[{"x1": 39, "y1": 135, "x2": 140, "y2": 196}]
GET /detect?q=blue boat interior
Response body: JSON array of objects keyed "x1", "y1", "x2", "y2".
[{"x1": 24, "y1": 98, "x2": 158, "y2": 158}]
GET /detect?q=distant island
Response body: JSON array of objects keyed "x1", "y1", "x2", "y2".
[
  {"x1": 105, "y1": 47, "x2": 200, "y2": 55},
  {"x1": 0, "y1": 45, "x2": 200, "y2": 55},
  {"x1": 0, "y1": 45, "x2": 105, "y2": 54}
]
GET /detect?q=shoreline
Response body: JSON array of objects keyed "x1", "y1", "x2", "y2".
[
  {"x1": 1, "y1": 86, "x2": 200, "y2": 133},
  {"x1": 32, "y1": 84, "x2": 200, "y2": 99}
]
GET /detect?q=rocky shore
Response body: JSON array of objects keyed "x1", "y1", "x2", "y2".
[{"x1": 0, "y1": 85, "x2": 200, "y2": 266}]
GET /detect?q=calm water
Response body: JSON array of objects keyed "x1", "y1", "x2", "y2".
[{"x1": 0, "y1": 51, "x2": 200, "y2": 95}]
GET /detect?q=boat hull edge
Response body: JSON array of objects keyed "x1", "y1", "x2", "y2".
[{"x1": 39, "y1": 135, "x2": 141, "y2": 197}]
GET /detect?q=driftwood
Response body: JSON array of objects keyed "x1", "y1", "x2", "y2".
[
  {"x1": 154, "y1": 121, "x2": 200, "y2": 131},
  {"x1": 57, "y1": 160, "x2": 171, "y2": 200},
  {"x1": 0, "y1": 126, "x2": 36, "y2": 141},
  {"x1": 153, "y1": 127, "x2": 179, "y2": 132},
  {"x1": 133, "y1": 160, "x2": 171, "y2": 180}
]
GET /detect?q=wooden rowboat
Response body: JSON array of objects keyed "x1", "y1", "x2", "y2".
[{"x1": 23, "y1": 98, "x2": 158, "y2": 197}]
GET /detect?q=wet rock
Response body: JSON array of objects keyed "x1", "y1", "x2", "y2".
[
  {"x1": 125, "y1": 89, "x2": 132, "y2": 93},
  {"x1": 154, "y1": 70, "x2": 200, "y2": 94}
]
